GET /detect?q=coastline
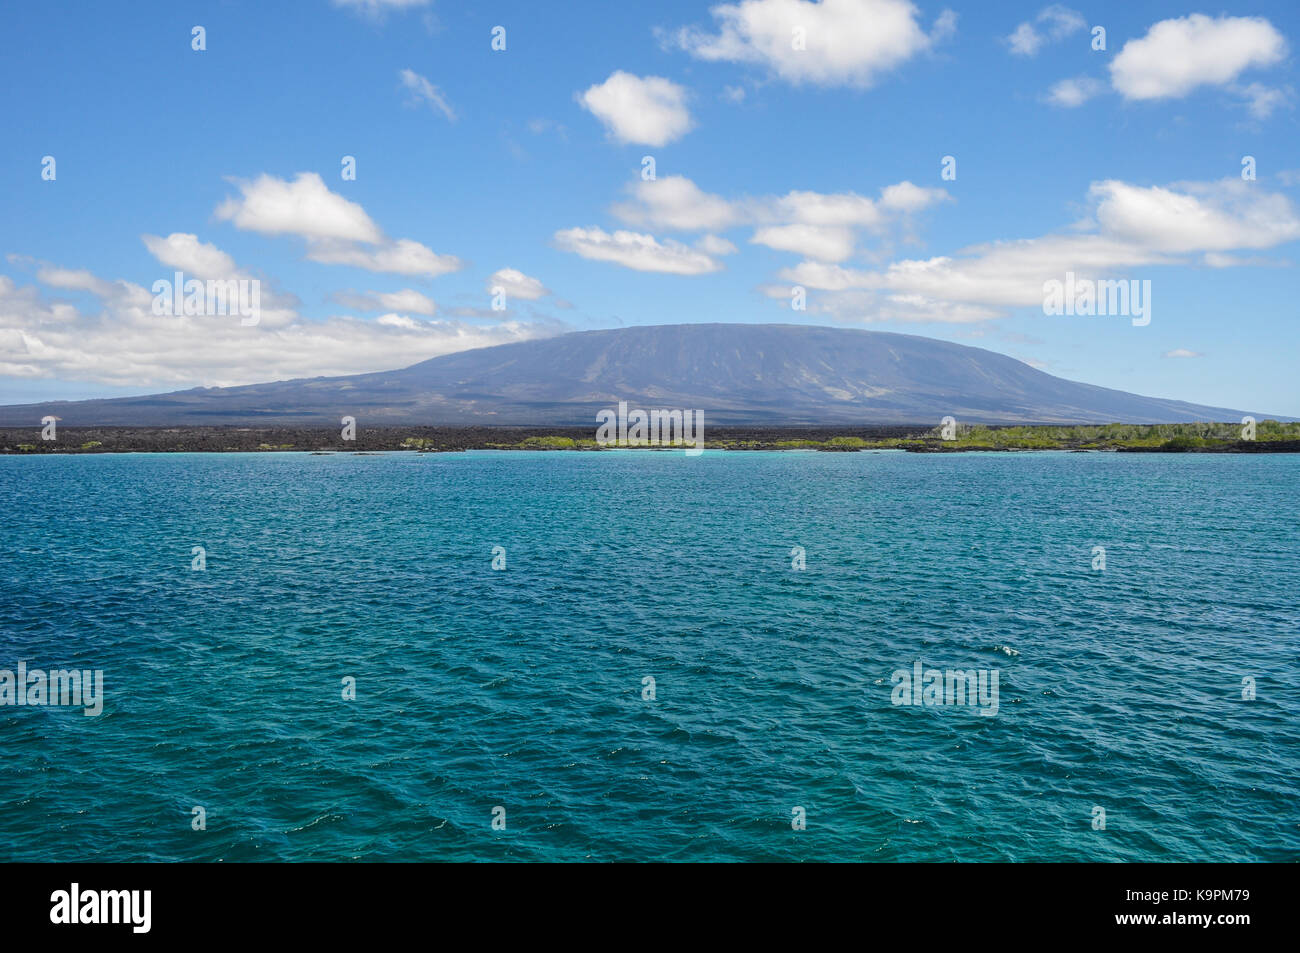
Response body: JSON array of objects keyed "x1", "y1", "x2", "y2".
[{"x1": 3, "y1": 424, "x2": 1298, "y2": 454}]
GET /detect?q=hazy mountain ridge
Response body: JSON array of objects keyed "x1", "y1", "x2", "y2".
[{"x1": 0, "y1": 324, "x2": 1275, "y2": 426}]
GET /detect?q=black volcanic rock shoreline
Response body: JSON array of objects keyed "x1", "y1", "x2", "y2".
[
  {"x1": 0, "y1": 426, "x2": 916, "y2": 454},
  {"x1": 2, "y1": 426, "x2": 1298, "y2": 454}
]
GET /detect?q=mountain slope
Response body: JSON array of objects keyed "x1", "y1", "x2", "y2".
[{"x1": 0, "y1": 324, "x2": 1273, "y2": 425}]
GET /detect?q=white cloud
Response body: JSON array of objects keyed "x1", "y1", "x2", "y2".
[
  {"x1": 604, "y1": 176, "x2": 950, "y2": 269},
  {"x1": 488, "y1": 268, "x2": 551, "y2": 300},
  {"x1": 695, "y1": 234, "x2": 739, "y2": 255},
  {"x1": 1007, "y1": 24, "x2": 1040, "y2": 56},
  {"x1": 760, "y1": 282, "x2": 999, "y2": 323},
  {"x1": 333, "y1": 0, "x2": 429, "y2": 15},
  {"x1": 1163, "y1": 348, "x2": 1202, "y2": 358},
  {"x1": 613, "y1": 176, "x2": 742, "y2": 231},
  {"x1": 578, "y1": 72, "x2": 693, "y2": 146},
  {"x1": 305, "y1": 238, "x2": 461, "y2": 277},
  {"x1": 1234, "y1": 82, "x2": 1290, "y2": 119},
  {"x1": 216, "y1": 174, "x2": 462, "y2": 279},
  {"x1": 931, "y1": 9, "x2": 957, "y2": 42},
  {"x1": 775, "y1": 178, "x2": 1300, "y2": 322},
  {"x1": 722, "y1": 84, "x2": 747, "y2": 103},
  {"x1": 774, "y1": 189, "x2": 884, "y2": 227},
  {"x1": 1201, "y1": 251, "x2": 1280, "y2": 268},
  {"x1": 334, "y1": 289, "x2": 437, "y2": 316},
  {"x1": 374, "y1": 313, "x2": 421, "y2": 329},
  {"x1": 31, "y1": 266, "x2": 146, "y2": 307},
  {"x1": 0, "y1": 271, "x2": 555, "y2": 389},
  {"x1": 779, "y1": 235, "x2": 1171, "y2": 320},
  {"x1": 141, "y1": 233, "x2": 240, "y2": 278},
  {"x1": 1045, "y1": 75, "x2": 1103, "y2": 107},
  {"x1": 553, "y1": 227, "x2": 722, "y2": 274},
  {"x1": 1007, "y1": 5, "x2": 1086, "y2": 57},
  {"x1": 670, "y1": 0, "x2": 952, "y2": 88},
  {"x1": 139, "y1": 234, "x2": 300, "y2": 326},
  {"x1": 1091, "y1": 179, "x2": 1300, "y2": 253},
  {"x1": 1110, "y1": 14, "x2": 1287, "y2": 101},
  {"x1": 216, "y1": 173, "x2": 382, "y2": 243},
  {"x1": 877, "y1": 181, "x2": 950, "y2": 214},
  {"x1": 614, "y1": 175, "x2": 947, "y2": 234},
  {"x1": 752, "y1": 224, "x2": 856, "y2": 261},
  {"x1": 399, "y1": 69, "x2": 457, "y2": 121}
]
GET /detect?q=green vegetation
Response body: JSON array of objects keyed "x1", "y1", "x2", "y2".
[
  {"x1": 924, "y1": 421, "x2": 1299, "y2": 451},
  {"x1": 520, "y1": 435, "x2": 577, "y2": 449},
  {"x1": 504, "y1": 421, "x2": 1299, "y2": 453},
  {"x1": 4, "y1": 421, "x2": 1296, "y2": 455},
  {"x1": 514, "y1": 435, "x2": 604, "y2": 449}
]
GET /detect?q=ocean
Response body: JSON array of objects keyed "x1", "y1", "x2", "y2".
[{"x1": 1, "y1": 450, "x2": 1296, "y2": 861}]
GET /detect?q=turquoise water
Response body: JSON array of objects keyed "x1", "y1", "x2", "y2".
[{"x1": 0, "y1": 450, "x2": 1296, "y2": 862}]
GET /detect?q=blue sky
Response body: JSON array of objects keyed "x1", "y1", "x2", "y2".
[{"x1": 1, "y1": 0, "x2": 1297, "y2": 415}]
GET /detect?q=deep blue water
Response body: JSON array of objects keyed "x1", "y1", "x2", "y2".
[{"x1": 0, "y1": 450, "x2": 1296, "y2": 862}]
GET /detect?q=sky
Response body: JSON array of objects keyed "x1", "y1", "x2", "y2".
[{"x1": 1, "y1": 0, "x2": 1297, "y2": 415}]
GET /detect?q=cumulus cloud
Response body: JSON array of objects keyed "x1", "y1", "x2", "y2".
[
  {"x1": 669, "y1": 0, "x2": 953, "y2": 88},
  {"x1": 141, "y1": 233, "x2": 241, "y2": 277},
  {"x1": 1109, "y1": 14, "x2": 1287, "y2": 102},
  {"x1": 695, "y1": 234, "x2": 739, "y2": 256},
  {"x1": 374, "y1": 313, "x2": 421, "y2": 329},
  {"x1": 139, "y1": 233, "x2": 300, "y2": 327},
  {"x1": 751, "y1": 224, "x2": 856, "y2": 261},
  {"x1": 1163, "y1": 348, "x2": 1203, "y2": 358},
  {"x1": 305, "y1": 238, "x2": 461, "y2": 277},
  {"x1": 607, "y1": 175, "x2": 949, "y2": 264},
  {"x1": 333, "y1": 288, "x2": 437, "y2": 316},
  {"x1": 615, "y1": 175, "x2": 947, "y2": 236},
  {"x1": 1007, "y1": 5, "x2": 1086, "y2": 57},
  {"x1": 1090, "y1": 178, "x2": 1300, "y2": 253},
  {"x1": 774, "y1": 189, "x2": 885, "y2": 227},
  {"x1": 398, "y1": 69, "x2": 457, "y2": 121},
  {"x1": 216, "y1": 173, "x2": 382, "y2": 243},
  {"x1": 781, "y1": 235, "x2": 1169, "y2": 306},
  {"x1": 487, "y1": 268, "x2": 551, "y2": 300},
  {"x1": 1045, "y1": 76, "x2": 1103, "y2": 108},
  {"x1": 877, "y1": 181, "x2": 950, "y2": 214},
  {"x1": 215, "y1": 173, "x2": 462, "y2": 278},
  {"x1": 613, "y1": 176, "x2": 743, "y2": 231},
  {"x1": 30, "y1": 265, "x2": 146, "y2": 308},
  {"x1": 578, "y1": 71, "x2": 693, "y2": 146},
  {"x1": 776, "y1": 178, "x2": 1300, "y2": 322},
  {"x1": 0, "y1": 270, "x2": 556, "y2": 388},
  {"x1": 552, "y1": 227, "x2": 722, "y2": 274}
]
